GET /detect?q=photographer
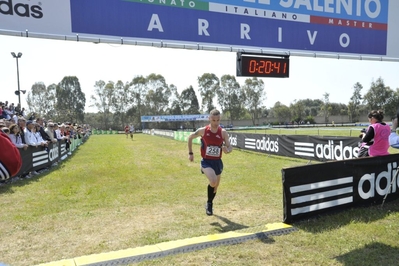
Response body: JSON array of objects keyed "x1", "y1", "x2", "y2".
[
  {"x1": 358, "y1": 128, "x2": 373, "y2": 157},
  {"x1": 361, "y1": 110, "x2": 390, "y2": 157}
]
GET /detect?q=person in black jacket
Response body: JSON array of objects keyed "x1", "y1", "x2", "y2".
[
  {"x1": 17, "y1": 116, "x2": 26, "y2": 144},
  {"x1": 35, "y1": 117, "x2": 51, "y2": 143}
]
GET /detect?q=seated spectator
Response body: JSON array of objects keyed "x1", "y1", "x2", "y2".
[
  {"x1": 36, "y1": 117, "x2": 52, "y2": 143},
  {"x1": 11, "y1": 112, "x2": 18, "y2": 124},
  {"x1": 27, "y1": 112, "x2": 36, "y2": 121},
  {"x1": 76, "y1": 126, "x2": 83, "y2": 139},
  {"x1": 9, "y1": 103, "x2": 15, "y2": 114},
  {"x1": 18, "y1": 116, "x2": 27, "y2": 144},
  {"x1": 14, "y1": 103, "x2": 21, "y2": 115},
  {"x1": 8, "y1": 124, "x2": 28, "y2": 150},
  {"x1": 24, "y1": 120, "x2": 47, "y2": 148},
  {"x1": 2, "y1": 106, "x2": 12, "y2": 120},
  {"x1": 54, "y1": 124, "x2": 66, "y2": 141},
  {"x1": 21, "y1": 107, "x2": 26, "y2": 117},
  {"x1": 34, "y1": 123, "x2": 49, "y2": 151},
  {"x1": 45, "y1": 122, "x2": 58, "y2": 144}
]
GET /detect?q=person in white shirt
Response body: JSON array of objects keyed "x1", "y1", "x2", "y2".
[
  {"x1": 54, "y1": 124, "x2": 65, "y2": 141},
  {"x1": 12, "y1": 113, "x2": 18, "y2": 124},
  {"x1": 45, "y1": 122, "x2": 58, "y2": 143},
  {"x1": 24, "y1": 120, "x2": 47, "y2": 147},
  {"x1": 34, "y1": 124, "x2": 48, "y2": 145}
]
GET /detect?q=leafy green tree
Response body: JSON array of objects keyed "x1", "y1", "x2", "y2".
[
  {"x1": 272, "y1": 101, "x2": 291, "y2": 124},
  {"x1": 198, "y1": 73, "x2": 219, "y2": 113},
  {"x1": 363, "y1": 77, "x2": 393, "y2": 111},
  {"x1": 217, "y1": 75, "x2": 243, "y2": 123},
  {"x1": 242, "y1": 77, "x2": 266, "y2": 125},
  {"x1": 91, "y1": 80, "x2": 115, "y2": 130},
  {"x1": 329, "y1": 103, "x2": 347, "y2": 116},
  {"x1": 26, "y1": 82, "x2": 56, "y2": 119},
  {"x1": 297, "y1": 99, "x2": 322, "y2": 117},
  {"x1": 130, "y1": 75, "x2": 147, "y2": 124},
  {"x1": 290, "y1": 100, "x2": 305, "y2": 123},
  {"x1": 145, "y1": 74, "x2": 170, "y2": 115},
  {"x1": 180, "y1": 86, "x2": 200, "y2": 114},
  {"x1": 384, "y1": 88, "x2": 399, "y2": 119},
  {"x1": 348, "y1": 82, "x2": 363, "y2": 122},
  {"x1": 112, "y1": 80, "x2": 132, "y2": 129},
  {"x1": 56, "y1": 76, "x2": 86, "y2": 123},
  {"x1": 167, "y1": 84, "x2": 182, "y2": 114},
  {"x1": 320, "y1": 92, "x2": 331, "y2": 123}
]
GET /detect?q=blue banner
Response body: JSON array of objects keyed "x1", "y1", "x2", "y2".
[
  {"x1": 141, "y1": 114, "x2": 209, "y2": 122},
  {"x1": 70, "y1": 0, "x2": 388, "y2": 55}
]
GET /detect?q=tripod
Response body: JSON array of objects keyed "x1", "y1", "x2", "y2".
[{"x1": 381, "y1": 165, "x2": 399, "y2": 208}]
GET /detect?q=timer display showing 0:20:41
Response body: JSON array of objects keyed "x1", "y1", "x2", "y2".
[{"x1": 241, "y1": 57, "x2": 289, "y2": 78}]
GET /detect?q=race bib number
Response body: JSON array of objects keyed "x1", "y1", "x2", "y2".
[{"x1": 206, "y1": 145, "x2": 221, "y2": 157}]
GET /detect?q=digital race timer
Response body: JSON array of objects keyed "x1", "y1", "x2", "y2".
[{"x1": 236, "y1": 52, "x2": 290, "y2": 78}]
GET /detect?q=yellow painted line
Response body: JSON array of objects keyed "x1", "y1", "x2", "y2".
[{"x1": 37, "y1": 222, "x2": 294, "y2": 266}]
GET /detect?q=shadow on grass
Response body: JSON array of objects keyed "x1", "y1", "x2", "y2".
[
  {"x1": 211, "y1": 215, "x2": 249, "y2": 232},
  {"x1": 334, "y1": 242, "x2": 399, "y2": 266},
  {"x1": 211, "y1": 215, "x2": 275, "y2": 244},
  {"x1": 294, "y1": 199, "x2": 399, "y2": 233}
]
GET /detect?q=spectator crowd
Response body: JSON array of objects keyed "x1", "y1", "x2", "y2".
[{"x1": 0, "y1": 100, "x2": 90, "y2": 184}]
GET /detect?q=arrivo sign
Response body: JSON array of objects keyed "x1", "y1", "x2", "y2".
[{"x1": 236, "y1": 52, "x2": 290, "y2": 78}]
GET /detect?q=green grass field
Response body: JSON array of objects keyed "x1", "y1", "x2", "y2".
[{"x1": 1, "y1": 132, "x2": 399, "y2": 265}]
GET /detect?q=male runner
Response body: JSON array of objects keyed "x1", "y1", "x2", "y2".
[{"x1": 187, "y1": 109, "x2": 232, "y2": 216}]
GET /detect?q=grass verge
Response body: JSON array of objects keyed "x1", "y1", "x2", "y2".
[{"x1": 0, "y1": 133, "x2": 398, "y2": 265}]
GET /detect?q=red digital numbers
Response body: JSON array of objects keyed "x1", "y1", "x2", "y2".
[
  {"x1": 248, "y1": 59, "x2": 287, "y2": 74},
  {"x1": 238, "y1": 54, "x2": 289, "y2": 78}
]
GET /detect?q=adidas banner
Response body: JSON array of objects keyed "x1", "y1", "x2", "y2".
[
  {"x1": 14, "y1": 139, "x2": 79, "y2": 177},
  {"x1": 229, "y1": 133, "x2": 360, "y2": 162},
  {"x1": 282, "y1": 154, "x2": 399, "y2": 223},
  {"x1": 151, "y1": 131, "x2": 361, "y2": 162}
]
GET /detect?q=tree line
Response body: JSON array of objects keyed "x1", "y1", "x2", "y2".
[{"x1": 26, "y1": 75, "x2": 398, "y2": 130}]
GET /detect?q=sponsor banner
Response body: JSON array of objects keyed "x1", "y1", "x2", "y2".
[
  {"x1": 13, "y1": 138, "x2": 84, "y2": 177},
  {"x1": 231, "y1": 133, "x2": 360, "y2": 161},
  {"x1": 282, "y1": 153, "x2": 399, "y2": 223},
  {"x1": 70, "y1": 0, "x2": 389, "y2": 55},
  {"x1": 148, "y1": 131, "x2": 360, "y2": 161},
  {"x1": 0, "y1": 0, "x2": 398, "y2": 58},
  {"x1": 141, "y1": 114, "x2": 209, "y2": 122},
  {"x1": 15, "y1": 141, "x2": 60, "y2": 176}
]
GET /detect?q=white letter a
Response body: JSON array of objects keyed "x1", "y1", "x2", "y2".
[{"x1": 148, "y1": 14, "x2": 164, "y2": 32}]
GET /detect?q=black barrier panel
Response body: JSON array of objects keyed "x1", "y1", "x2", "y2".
[
  {"x1": 229, "y1": 133, "x2": 360, "y2": 162},
  {"x1": 13, "y1": 139, "x2": 75, "y2": 177},
  {"x1": 161, "y1": 130, "x2": 361, "y2": 162},
  {"x1": 282, "y1": 154, "x2": 399, "y2": 223},
  {"x1": 16, "y1": 141, "x2": 64, "y2": 176}
]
